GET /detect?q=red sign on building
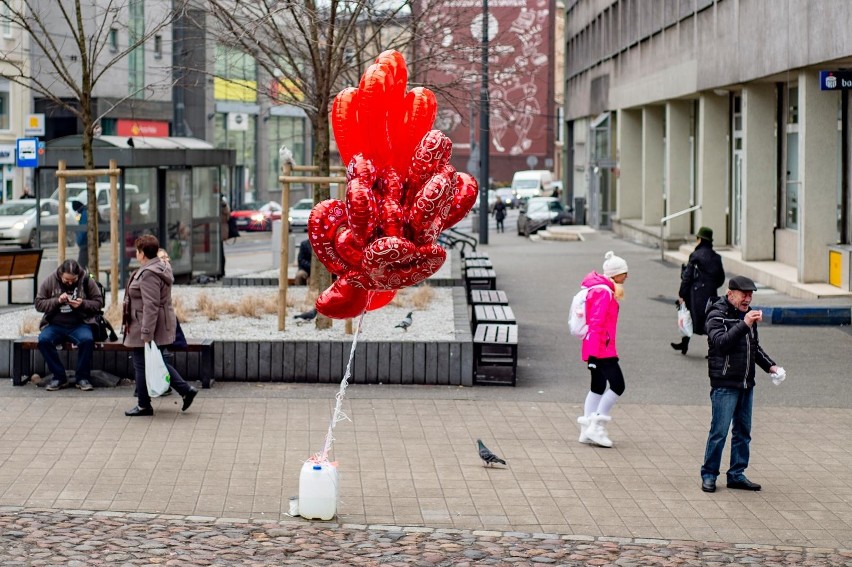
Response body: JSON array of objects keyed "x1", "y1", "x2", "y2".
[{"x1": 117, "y1": 119, "x2": 170, "y2": 137}]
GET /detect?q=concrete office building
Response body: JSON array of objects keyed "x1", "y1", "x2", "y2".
[
  {"x1": 0, "y1": 1, "x2": 31, "y2": 200},
  {"x1": 564, "y1": 0, "x2": 852, "y2": 295}
]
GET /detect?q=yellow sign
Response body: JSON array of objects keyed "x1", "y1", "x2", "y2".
[
  {"x1": 829, "y1": 249, "x2": 842, "y2": 287},
  {"x1": 214, "y1": 78, "x2": 257, "y2": 102}
]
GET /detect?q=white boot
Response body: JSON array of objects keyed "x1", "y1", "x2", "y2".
[
  {"x1": 586, "y1": 414, "x2": 613, "y2": 448},
  {"x1": 577, "y1": 415, "x2": 592, "y2": 444}
]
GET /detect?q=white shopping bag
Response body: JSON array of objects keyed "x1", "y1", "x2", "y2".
[
  {"x1": 677, "y1": 303, "x2": 693, "y2": 338},
  {"x1": 144, "y1": 341, "x2": 171, "y2": 397}
]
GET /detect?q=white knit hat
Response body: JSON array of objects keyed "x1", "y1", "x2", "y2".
[{"x1": 602, "y1": 251, "x2": 628, "y2": 277}]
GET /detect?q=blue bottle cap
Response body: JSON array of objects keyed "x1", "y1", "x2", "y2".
[{"x1": 313, "y1": 465, "x2": 322, "y2": 470}]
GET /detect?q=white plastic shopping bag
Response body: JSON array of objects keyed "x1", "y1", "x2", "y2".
[
  {"x1": 677, "y1": 303, "x2": 693, "y2": 338},
  {"x1": 144, "y1": 341, "x2": 171, "y2": 397}
]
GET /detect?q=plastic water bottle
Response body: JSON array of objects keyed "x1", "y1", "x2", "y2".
[
  {"x1": 298, "y1": 460, "x2": 339, "y2": 520},
  {"x1": 770, "y1": 367, "x2": 786, "y2": 386}
]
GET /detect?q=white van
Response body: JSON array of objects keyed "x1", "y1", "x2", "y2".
[
  {"x1": 511, "y1": 170, "x2": 555, "y2": 201},
  {"x1": 50, "y1": 182, "x2": 146, "y2": 220}
]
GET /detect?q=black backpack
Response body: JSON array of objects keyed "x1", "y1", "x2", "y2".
[{"x1": 87, "y1": 275, "x2": 118, "y2": 342}]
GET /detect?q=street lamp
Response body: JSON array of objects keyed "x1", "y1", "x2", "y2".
[{"x1": 478, "y1": 0, "x2": 490, "y2": 245}]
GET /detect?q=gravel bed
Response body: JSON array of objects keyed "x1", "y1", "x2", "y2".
[
  {"x1": 243, "y1": 254, "x2": 454, "y2": 281},
  {"x1": 5, "y1": 285, "x2": 457, "y2": 342}
]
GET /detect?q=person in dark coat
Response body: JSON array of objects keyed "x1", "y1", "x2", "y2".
[
  {"x1": 295, "y1": 239, "x2": 313, "y2": 285},
  {"x1": 671, "y1": 226, "x2": 726, "y2": 355},
  {"x1": 492, "y1": 197, "x2": 506, "y2": 233}
]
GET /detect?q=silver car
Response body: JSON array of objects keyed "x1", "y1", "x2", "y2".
[
  {"x1": 0, "y1": 199, "x2": 78, "y2": 248},
  {"x1": 288, "y1": 198, "x2": 313, "y2": 232}
]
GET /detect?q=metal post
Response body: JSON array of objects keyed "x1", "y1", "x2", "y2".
[{"x1": 478, "y1": 0, "x2": 490, "y2": 245}]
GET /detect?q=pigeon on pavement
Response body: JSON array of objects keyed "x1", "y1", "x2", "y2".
[
  {"x1": 294, "y1": 308, "x2": 317, "y2": 324},
  {"x1": 477, "y1": 439, "x2": 507, "y2": 467},
  {"x1": 395, "y1": 311, "x2": 413, "y2": 331}
]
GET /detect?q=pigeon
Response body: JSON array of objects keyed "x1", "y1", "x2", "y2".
[
  {"x1": 477, "y1": 439, "x2": 507, "y2": 467},
  {"x1": 395, "y1": 311, "x2": 413, "y2": 331},
  {"x1": 294, "y1": 308, "x2": 317, "y2": 324}
]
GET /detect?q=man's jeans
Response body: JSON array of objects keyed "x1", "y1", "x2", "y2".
[
  {"x1": 37, "y1": 323, "x2": 94, "y2": 384},
  {"x1": 701, "y1": 386, "x2": 754, "y2": 482}
]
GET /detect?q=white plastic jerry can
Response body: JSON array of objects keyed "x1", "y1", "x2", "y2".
[{"x1": 298, "y1": 460, "x2": 339, "y2": 520}]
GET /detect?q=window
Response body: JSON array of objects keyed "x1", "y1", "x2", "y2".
[
  {"x1": 109, "y1": 28, "x2": 118, "y2": 52},
  {"x1": 128, "y1": 0, "x2": 145, "y2": 97},
  {"x1": 785, "y1": 85, "x2": 800, "y2": 229},
  {"x1": 154, "y1": 35, "x2": 162, "y2": 59},
  {"x1": 0, "y1": 79, "x2": 9, "y2": 130},
  {"x1": 2, "y1": 3, "x2": 12, "y2": 37}
]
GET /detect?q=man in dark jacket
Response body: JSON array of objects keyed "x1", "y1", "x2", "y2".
[
  {"x1": 295, "y1": 239, "x2": 313, "y2": 285},
  {"x1": 700, "y1": 275, "x2": 780, "y2": 494},
  {"x1": 671, "y1": 226, "x2": 726, "y2": 354},
  {"x1": 35, "y1": 260, "x2": 104, "y2": 391}
]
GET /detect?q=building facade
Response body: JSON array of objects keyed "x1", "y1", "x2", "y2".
[
  {"x1": 564, "y1": 0, "x2": 852, "y2": 290},
  {"x1": 0, "y1": 0, "x2": 30, "y2": 200}
]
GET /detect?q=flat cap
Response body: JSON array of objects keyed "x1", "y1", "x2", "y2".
[{"x1": 728, "y1": 275, "x2": 757, "y2": 292}]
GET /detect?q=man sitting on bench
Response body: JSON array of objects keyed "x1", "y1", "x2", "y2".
[{"x1": 35, "y1": 259, "x2": 104, "y2": 391}]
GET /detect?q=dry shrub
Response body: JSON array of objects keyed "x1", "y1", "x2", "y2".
[
  {"x1": 172, "y1": 295, "x2": 190, "y2": 322},
  {"x1": 196, "y1": 292, "x2": 215, "y2": 314},
  {"x1": 389, "y1": 291, "x2": 405, "y2": 307},
  {"x1": 410, "y1": 284, "x2": 435, "y2": 310},
  {"x1": 19, "y1": 315, "x2": 40, "y2": 335},
  {"x1": 104, "y1": 303, "x2": 123, "y2": 327},
  {"x1": 235, "y1": 295, "x2": 264, "y2": 318}
]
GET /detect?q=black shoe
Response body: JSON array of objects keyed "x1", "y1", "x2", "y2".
[
  {"x1": 45, "y1": 379, "x2": 68, "y2": 391},
  {"x1": 161, "y1": 387, "x2": 173, "y2": 397},
  {"x1": 670, "y1": 340, "x2": 688, "y2": 355},
  {"x1": 76, "y1": 379, "x2": 94, "y2": 391},
  {"x1": 727, "y1": 478, "x2": 761, "y2": 491},
  {"x1": 181, "y1": 388, "x2": 198, "y2": 412},
  {"x1": 125, "y1": 406, "x2": 154, "y2": 417},
  {"x1": 701, "y1": 478, "x2": 716, "y2": 493}
]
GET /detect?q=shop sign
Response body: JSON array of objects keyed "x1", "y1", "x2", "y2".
[
  {"x1": 116, "y1": 119, "x2": 170, "y2": 137},
  {"x1": 0, "y1": 144, "x2": 14, "y2": 165},
  {"x1": 820, "y1": 71, "x2": 852, "y2": 90}
]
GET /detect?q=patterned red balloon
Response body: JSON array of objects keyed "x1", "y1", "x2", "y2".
[
  {"x1": 330, "y1": 88, "x2": 363, "y2": 169},
  {"x1": 380, "y1": 198, "x2": 404, "y2": 237},
  {"x1": 368, "y1": 244, "x2": 446, "y2": 290},
  {"x1": 346, "y1": 153, "x2": 377, "y2": 188},
  {"x1": 346, "y1": 179, "x2": 378, "y2": 247},
  {"x1": 405, "y1": 129, "x2": 452, "y2": 202},
  {"x1": 442, "y1": 171, "x2": 479, "y2": 230},
  {"x1": 308, "y1": 199, "x2": 354, "y2": 277},
  {"x1": 334, "y1": 228, "x2": 364, "y2": 267},
  {"x1": 375, "y1": 167, "x2": 403, "y2": 202},
  {"x1": 362, "y1": 236, "x2": 417, "y2": 283},
  {"x1": 315, "y1": 276, "x2": 370, "y2": 319},
  {"x1": 408, "y1": 167, "x2": 456, "y2": 246}
]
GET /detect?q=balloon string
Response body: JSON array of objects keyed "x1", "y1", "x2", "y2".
[{"x1": 314, "y1": 294, "x2": 371, "y2": 463}]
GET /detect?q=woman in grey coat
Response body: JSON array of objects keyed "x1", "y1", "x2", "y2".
[{"x1": 123, "y1": 234, "x2": 198, "y2": 416}]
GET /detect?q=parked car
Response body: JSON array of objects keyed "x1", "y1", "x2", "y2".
[
  {"x1": 259, "y1": 201, "x2": 283, "y2": 222},
  {"x1": 230, "y1": 202, "x2": 273, "y2": 232},
  {"x1": 288, "y1": 198, "x2": 313, "y2": 231},
  {"x1": 495, "y1": 188, "x2": 520, "y2": 209},
  {"x1": 516, "y1": 197, "x2": 573, "y2": 236},
  {"x1": 511, "y1": 170, "x2": 556, "y2": 201},
  {"x1": 0, "y1": 199, "x2": 78, "y2": 248}
]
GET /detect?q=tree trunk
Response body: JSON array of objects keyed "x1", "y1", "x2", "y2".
[
  {"x1": 313, "y1": 105, "x2": 333, "y2": 330},
  {"x1": 80, "y1": 101, "x2": 100, "y2": 277}
]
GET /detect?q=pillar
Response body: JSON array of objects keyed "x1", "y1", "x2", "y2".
[
  {"x1": 741, "y1": 83, "x2": 776, "y2": 260},
  {"x1": 697, "y1": 93, "x2": 729, "y2": 246},
  {"x1": 616, "y1": 108, "x2": 642, "y2": 220},
  {"x1": 799, "y1": 70, "x2": 840, "y2": 282}
]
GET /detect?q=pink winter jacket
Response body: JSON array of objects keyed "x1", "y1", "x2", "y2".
[{"x1": 580, "y1": 271, "x2": 619, "y2": 362}]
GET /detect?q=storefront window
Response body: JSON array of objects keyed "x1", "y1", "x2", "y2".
[
  {"x1": 0, "y1": 79, "x2": 9, "y2": 130},
  {"x1": 785, "y1": 86, "x2": 799, "y2": 230},
  {"x1": 214, "y1": 113, "x2": 256, "y2": 201},
  {"x1": 265, "y1": 115, "x2": 305, "y2": 194}
]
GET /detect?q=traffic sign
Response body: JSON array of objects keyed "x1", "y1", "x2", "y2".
[{"x1": 16, "y1": 138, "x2": 38, "y2": 168}]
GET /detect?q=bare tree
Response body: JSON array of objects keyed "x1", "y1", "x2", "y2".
[
  {"x1": 204, "y1": 0, "x2": 478, "y2": 328},
  {"x1": 0, "y1": 0, "x2": 184, "y2": 273}
]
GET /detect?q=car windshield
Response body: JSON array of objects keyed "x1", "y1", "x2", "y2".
[
  {"x1": 527, "y1": 200, "x2": 562, "y2": 214},
  {"x1": 497, "y1": 189, "x2": 514, "y2": 198},
  {"x1": 292, "y1": 200, "x2": 313, "y2": 211},
  {"x1": 238, "y1": 203, "x2": 263, "y2": 211},
  {"x1": 0, "y1": 202, "x2": 36, "y2": 216},
  {"x1": 513, "y1": 180, "x2": 539, "y2": 189}
]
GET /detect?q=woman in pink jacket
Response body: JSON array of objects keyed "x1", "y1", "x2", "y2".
[{"x1": 577, "y1": 251, "x2": 628, "y2": 448}]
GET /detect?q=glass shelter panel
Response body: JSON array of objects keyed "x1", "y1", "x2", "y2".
[
  {"x1": 165, "y1": 170, "x2": 193, "y2": 276},
  {"x1": 191, "y1": 167, "x2": 221, "y2": 276}
]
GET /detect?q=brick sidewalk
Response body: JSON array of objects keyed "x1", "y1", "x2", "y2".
[{"x1": 1, "y1": 393, "x2": 850, "y2": 549}]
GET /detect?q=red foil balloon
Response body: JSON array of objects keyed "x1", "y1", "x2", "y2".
[
  {"x1": 408, "y1": 167, "x2": 456, "y2": 246},
  {"x1": 443, "y1": 171, "x2": 479, "y2": 230},
  {"x1": 346, "y1": 179, "x2": 378, "y2": 247},
  {"x1": 316, "y1": 276, "x2": 370, "y2": 319},
  {"x1": 358, "y1": 63, "x2": 393, "y2": 168},
  {"x1": 394, "y1": 87, "x2": 437, "y2": 176},
  {"x1": 308, "y1": 199, "x2": 354, "y2": 277},
  {"x1": 362, "y1": 236, "x2": 417, "y2": 282},
  {"x1": 346, "y1": 153, "x2": 377, "y2": 188},
  {"x1": 331, "y1": 88, "x2": 363, "y2": 169},
  {"x1": 406, "y1": 129, "x2": 452, "y2": 198},
  {"x1": 368, "y1": 244, "x2": 447, "y2": 290},
  {"x1": 367, "y1": 290, "x2": 397, "y2": 311},
  {"x1": 334, "y1": 228, "x2": 364, "y2": 267}
]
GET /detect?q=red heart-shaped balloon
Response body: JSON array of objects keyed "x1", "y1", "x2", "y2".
[
  {"x1": 362, "y1": 236, "x2": 417, "y2": 283},
  {"x1": 368, "y1": 243, "x2": 446, "y2": 290},
  {"x1": 442, "y1": 171, "x2": 479, "y2": 230},
  {"x1": 406, "y1": 129, "x2": 452, "y2": 193},
  {"x1": 315, "y1": 276, "x2": 370, "y2": 319},
  {"x1": 345, "y1": 178, "x2": 378, "y2": 248},
  {"x1": 408, "y1": 167, "x2": 456, "y2": 246},
  {"x1": 308, "y1": 199, "x2": 354, "y2": 277},
  {"x1": 334, "y1": 228, "x2": 364, "y2": 267}
]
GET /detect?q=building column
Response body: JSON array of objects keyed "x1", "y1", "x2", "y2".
[
  {"x1": 741, "y1": 84, "x2": 776, "y2": 260},
  {"x1": 641, "y1": 106, "x2": 664, "y2": 226},
  {"x1": 697, "y1": 93, "x2": 729, "y2": 246},
  {"x1": 616, "y1": 108, "x2": 642, "y2": 219},
  {"x1": 665, "y1": 101, "x2": 691, "y2": 237},
  {"x1": 799, "y1": 70, "x2": 839, "y2": 282}
]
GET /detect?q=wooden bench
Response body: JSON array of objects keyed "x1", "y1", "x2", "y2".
[
  {"x1": 464, "y1": 258, "x2": 494, "y2": 270},
  {"x1": 462, "y1": 251, "x2": 489, "y2": 261},
  {"x1": 465, "y1": 267, "x2": 496, "y2": 301},
  {"x1": 473, "y1": 324, "x2": 518, "y2": 386},
  {"x1": 469, "y1": 289, "x2": 509, "y2": 306},
  {"x1": 472, "y1": 304, "x2": 516, "y2": 330},
  {"x1": 0, "y1": 248, "x2": 43, "y2": 304},
  {"x1": 13, "y1": 336, "x2": 215, "y2": 389}
]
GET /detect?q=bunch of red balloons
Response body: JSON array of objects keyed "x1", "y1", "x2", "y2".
[{"x1": 309, "y1": 50, "x2": 479, "y2": 319}]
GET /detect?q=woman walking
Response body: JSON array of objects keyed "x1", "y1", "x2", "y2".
[
  {"x1": 123, "y1": 234, "x2": 198, "y2": 416},
  {"x1": 671, "y1": 227, "x2": 725, "y2": 355},
  {"x1": 492, "y1": 197, "x2": 506, "y2": 233},
  {"x1": 577, "y1": 251, "x2": 629, "y2": 448}
]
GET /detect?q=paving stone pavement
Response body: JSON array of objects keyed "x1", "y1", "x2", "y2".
[{"x1": 1, "y1": 508, "x2": 851, "y2": 566}]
